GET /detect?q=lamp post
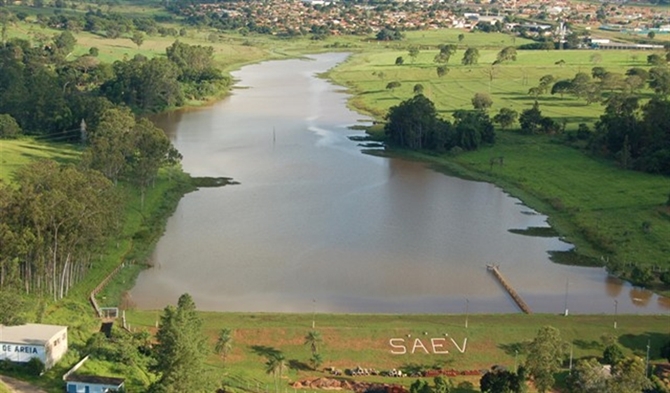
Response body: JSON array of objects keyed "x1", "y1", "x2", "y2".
[
  {"x1": 563, "y1": 278, "x2": 569, "y2": 316},
  {"x1": 311, "y1": 298, "x2": 316, "y2": 329}
]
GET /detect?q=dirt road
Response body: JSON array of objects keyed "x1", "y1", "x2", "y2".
[{"x1": 0, "y1": 375, "x2": 48, "y2": 393}]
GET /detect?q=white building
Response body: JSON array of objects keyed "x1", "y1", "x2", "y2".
[{"x1": 0, "y1": 324, "x2": 68, "y2": 370}]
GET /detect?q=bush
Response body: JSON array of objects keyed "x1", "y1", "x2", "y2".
[
  {"x1": 25, "y1": 357, "x2": 45, "y2": 376},
  {"x1": 0, "y1": 114, "x2": 22, "y2": 139}
]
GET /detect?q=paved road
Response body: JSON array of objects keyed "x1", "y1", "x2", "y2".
[{"x1": 0, "y1": 375, "x2": 48, "y2": 393}]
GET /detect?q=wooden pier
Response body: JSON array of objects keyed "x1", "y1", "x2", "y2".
[{"x1": 487, "y1": 265, "x2": 532, "y2": 314}]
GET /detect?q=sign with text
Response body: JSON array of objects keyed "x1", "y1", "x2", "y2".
[
  {"x1": 0, "y1": 343, "x2": 45, "y2": 363},
  {"x1": 389, "y1": 335, "x2": 467, "y2": 354}
]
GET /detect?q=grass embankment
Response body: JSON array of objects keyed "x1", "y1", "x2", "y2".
[
  {"x1": 327, "y1": 47, "x2": 670, "y2": 276},
  {"x1": 123, "y1": 311, "x2": 670, "y2": 392},
  {"x1": 0, "y1": 137, "x2": 195, "y2": 392}
]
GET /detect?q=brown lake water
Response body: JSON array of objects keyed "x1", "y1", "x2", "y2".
[{"x1": 130, "y1": 52, "x2": 669, "y2": 314}]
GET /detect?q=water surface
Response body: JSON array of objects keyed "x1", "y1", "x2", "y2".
[{"x1": 131, "y1": 53, "x2": 668, "y2": 314}]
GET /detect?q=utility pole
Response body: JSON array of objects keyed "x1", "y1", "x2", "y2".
[
  {"x1": 465, "y1": 298, "x2": 469, "y2": 328},
  {"x1": 614, "y1": 300, "x2": 618, "y2": 329}
]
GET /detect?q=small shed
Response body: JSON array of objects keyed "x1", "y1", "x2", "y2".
[
  {"x1": 0, "y1": 323, "x2": 68, "y2": 370},
  {"x1": 65, "y1": 374, "x2": 125, "y2": 393}
]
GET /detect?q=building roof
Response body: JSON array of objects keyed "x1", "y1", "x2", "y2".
[
  {"x1": 0, "y1": 324, "x2": 67, "y2": 345},
  {"x1": 65, "y1": 374, "x2": 125, "y2": 387}
]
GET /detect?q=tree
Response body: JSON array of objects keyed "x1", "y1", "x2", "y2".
[
  {"x1": 433, "y1": 376, "x2": 452, "y2": 393},
  {"x1": 127, "y1": 118, "x2": 182, "y2": 207},
  {"x1": 649, "y1": 67, "x2": 670, "y2": 96},
  {"x1": 647, "y1": 54, "x2": 665, "y2": 66},
  {"x1": 496, "y1": 46, "x2": 517, "y2": 63},
  {"x1": 434, "y1": 44, "x2": 457, "y2": 64},
  {"x1": 0, "y1": 289, "x2": 27, "y2": 325},
  {"x1": 395, "y1": 56, "x2": 404, "y2": 66},
  {"x1": 408, "y1": 46, "x2": 420, "y2": 63},
  {"x1": 591, "y1": 66, "x2": 607, "y2": 80},
  {"x1": 566, "y1": 358, "x2": 609, "y2": 393},
  {"x1": 131, "y1": 31, "x2": 145, "y2": 49},
  {"x1": 214, "y1": 328, "x2": 233, "y2": 364},
  {"x1": 602, "y1": 343, "x2": 624, "y2": 365},
  {"x1": 453, "y1": 109, "x2": 495, "y2": 150},
  {"x1": 647, "y1": 31, "x2": 656, "y2": 40},
  {"x1": 52, "y1": 30, "x2": 76, "y2": 58},
  {"x1": 413, "y1": 84, "x2": 424, "y2": 95},
  {"x1": 410, "y1": 379, "x2": 432, "y2": 393},
  {"x1": 472, "y1": 92, "x2": 493, "y2": 110},
  {"x1": 551, "y1": 80, "x2": 573, "y2": 98},
  {"x1": 462, "y1": 47, "x2": 479, "y2": 66},
  {"x1": 458, "y1": 33, "x2": 465, "y2": 43},
  {"x1": 608, "y1": 357, "x2": 652, "y2": 393},
  {"x1": 151, "y1": 293, "x2": 213, "y2": 393},
  {"x1": 385, "y1": 94, "x2": 451, "y2": 150},
  {"x1": 304, "y1": 330, "x2": 322, "y2": 357},
  {"x1": 480, "y1": 366, "x2": 523, "y2": 393},
  {"x1": 436, "y1": 65, "x2": 448, "y2": 78},
  {"x1": 266, "y1": 352, "x2": 287, "y2": 393},
  {"x1": 386, "y1": 81, "x2": 401, "y2": 91},
  {"x1": 660, "y1": 341, "x2": 670, "y2": 362},
  {"x1": 82, "y1": 107, "x2": 136, "y2": 184},
  {"x1": 0, "y1": 113, "x2": 21, "y2": 138},
  {"x1": 309, "y1": 353, "x2": 323, "y2": 371},
  {"x1": 493, "y1": 107, "x2": 518, "y2": 130},
  {"x1": 524, "y1": 326, "x2": 566, "y2": 393}
]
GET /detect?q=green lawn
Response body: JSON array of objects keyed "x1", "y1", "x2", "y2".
[
  {"x1": 0, "y1": 138, "x2": 80, "y2": 182},
  {"x1": 121, "y1": 311, "x2": 670, "y2": 393}
]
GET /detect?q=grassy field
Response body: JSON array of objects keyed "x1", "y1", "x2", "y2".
[
  {"x1": 120, "y1": 311, "x2": 670, "y2": 392},
  {"x1": 0, "y1": 138, "x2": 80, "y2": 181},
  {"x1": 328, "y1": 43, "x2": 657, "y2": 127},
  {"x1": 327, "y1": 46, "x2": 670, "y2": 274}
]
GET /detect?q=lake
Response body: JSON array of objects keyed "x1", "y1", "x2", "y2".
[{"x1": 130, "y1": 53, "x2": 669, "y2": 315}]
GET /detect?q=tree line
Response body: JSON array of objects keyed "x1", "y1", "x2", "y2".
[
  {"x1": 0, "y1": 105, "x2": 180, "y2": 299},
  {"x1": 0, "y1": 28, "x2": 228, "y2": 139},
  {"x1": 0, "y1": 31, "x2": 197, "y2": 297}
]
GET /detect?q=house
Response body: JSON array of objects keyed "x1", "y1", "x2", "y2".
[
  {"x1": 65, "y1": 374, "x2": 125, "y2": 393},
  {"x1": 0, "y1": 323, "x2": 68, "y2": 370}
]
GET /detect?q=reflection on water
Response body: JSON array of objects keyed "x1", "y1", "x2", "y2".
[
  {"x1": 605, "y1": 275, "x2": 624, "y2": 298},
  {"x1": 131, "y1": 53, "x2": 670, "y2": 315}
]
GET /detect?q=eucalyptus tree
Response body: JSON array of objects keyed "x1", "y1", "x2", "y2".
[{"x1": 10, "y1": 160, "x2": 121, "y2": 299}]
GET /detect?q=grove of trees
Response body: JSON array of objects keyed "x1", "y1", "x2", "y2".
[{"x1": 384, "y1": 94, "x2": 494, "y2": 152}]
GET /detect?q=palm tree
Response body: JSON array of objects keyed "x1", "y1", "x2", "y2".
[
  {"x1": 266, "y1": 353, "x2": 286, "y2": 393},
  {"x1": 304, "y1": 330, "x2": 322, "y2": 356},
  {"x1": 214, "y1": 328, "x2": 233, "y2": 364},
  {"x1": 309, "y1": 353, "x2": 323, "y2": 371}
]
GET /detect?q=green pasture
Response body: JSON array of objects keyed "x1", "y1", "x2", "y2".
[
  {"x1": 0, "y1": 138, "x2": 80, "y2": 182},
  {"x1": 121, "y1": 311, "x2": 670, "y2": 392},
  {"x1": 424, "y1": 132, "x2": 670, "y2": 266},
  {"x1": 328, "y1": 48, "x2": 660, "y2": 127}
]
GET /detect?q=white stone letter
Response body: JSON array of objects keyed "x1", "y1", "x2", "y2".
[
  {"x1": 449, "y1": 337, "x2": 467, "y2": 353},
  {"x1": 431, "y1": 338, "x2": 449, "y2": 354},
  {"x1": 411, "y1": 338, "x2": 429, "y2": 354},
  {"x1": 389, "y1": 338, "x2": 406, "y2": 354}
]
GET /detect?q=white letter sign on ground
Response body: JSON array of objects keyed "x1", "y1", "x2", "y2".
[{"x1": 388, "y1": 336, "x2": 467, "y2": 354}]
